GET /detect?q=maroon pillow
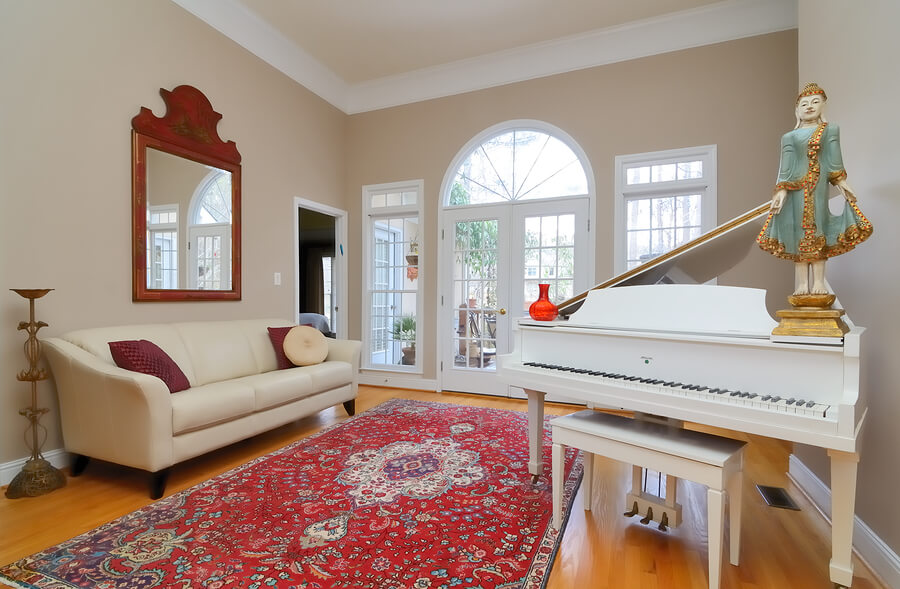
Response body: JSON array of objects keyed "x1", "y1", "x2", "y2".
[
  {"x1": 267, "y1": 326, "x2": 294, "y2": 370},
  {"x1": 108, "y1": 340, "x2": 190, "y2": 393},
  {"x1": 268, "y1": 325, "x2": 317, "y2": 369}
]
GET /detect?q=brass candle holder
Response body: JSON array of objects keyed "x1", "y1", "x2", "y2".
[{"x1": 5, "y1": 288, "x2": 66, "y2": 498}]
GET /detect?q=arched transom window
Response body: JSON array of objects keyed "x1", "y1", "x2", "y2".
[
  {"x1": 448, "y1": 128, "x2": 588, "y2": 206},
  {"x1": 192, "y1": 170, "x2": 232, "y2": 224}
]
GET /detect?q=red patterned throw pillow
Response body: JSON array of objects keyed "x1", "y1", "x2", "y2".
[
  {"x1": 108, "y1": 340, "x2": 190, "y2": 393},
  {"x1": 267, "y1": 326, "x2": 294, "y2": 370}
]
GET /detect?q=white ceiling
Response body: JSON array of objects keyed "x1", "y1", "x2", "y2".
[{"x1": 172, "y1": 0, "x2": 797, "y2": 114}]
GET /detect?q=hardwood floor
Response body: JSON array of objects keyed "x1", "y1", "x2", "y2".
[{"x1": 1, "y1": 386, "x2": 885, "y2": 588}]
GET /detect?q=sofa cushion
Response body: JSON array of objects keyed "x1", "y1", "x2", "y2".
[
  {"x1": 64, "y1": 324, "x2": 197, "y2": 385},
  {"x1": 283, "y1": 326, "x2": 328, "y2": 366},
  {"x1": 237, "y1": 370, "x2": 315, "y2": 411},
  {"x1": 305, "y1": 361, "x2": 353, "y2": 393},
  {"x1": 170, "y1": 380, "x2": 256, "y2": 435},
  {"x1": 174, "y1": 322, "x2": 260, "y2": 386},
  {"x1": 108, "y1": 340, "x2": 190, "y2": 393}
]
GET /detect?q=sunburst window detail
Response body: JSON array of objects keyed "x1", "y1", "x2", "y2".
[{"x1": 449, "y1": 130, "x2": 588, "y2": 206}]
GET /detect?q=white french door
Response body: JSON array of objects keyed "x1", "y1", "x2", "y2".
[{"x1": 441, "y1": 198, "x2": 590, "y2": 396}]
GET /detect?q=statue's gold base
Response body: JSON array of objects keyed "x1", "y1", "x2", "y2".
[
  {"x1": 772, "y1": 294, "x2": 849, "y2": 338},
  {"x1": 4, "y1": 458, "x2": 66, "y2": 499}
]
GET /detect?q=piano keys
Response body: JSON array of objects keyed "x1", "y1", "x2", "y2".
[{"x1": 497, "y1": 203, "x2": 866, "y2": 588}]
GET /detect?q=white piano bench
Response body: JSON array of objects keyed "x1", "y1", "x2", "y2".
[{"x1": 550, "y1": 410, "x2": 746, "y2": 589}]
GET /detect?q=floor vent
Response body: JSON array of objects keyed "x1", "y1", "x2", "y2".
[{"x1": 756, "y1": 485, "x2": 800, "y2": 510}]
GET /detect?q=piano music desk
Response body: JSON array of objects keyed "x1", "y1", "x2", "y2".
[{"x1": 551, "y1": 410, "x2": 746, "y2": 589}]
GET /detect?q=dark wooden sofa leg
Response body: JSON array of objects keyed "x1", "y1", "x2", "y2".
[
  {"x1": 149, "y1": 468, "x2": 171, "y2": 500},
  {"x1": 343, "y1": 399, "x2": 356, "y2": 416},
  {"x1": 71, "y1": 454, "x2": 90, "y2": 476}
]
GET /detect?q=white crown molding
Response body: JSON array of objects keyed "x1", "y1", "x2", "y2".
[
  {"x1": 170, "y1": 0, "x2": 351, "y2": 112},
  {"x1": 171, "y1": 0, "x2": 796, "y2": 115}
]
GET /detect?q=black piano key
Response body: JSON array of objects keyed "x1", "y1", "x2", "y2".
[
  {"x1": 806, "y1": 401, "x2": 816, "y2": 407},
  {"x1": 729, "y1": 391, "x2": 740, "y2": 397},
  {"x1": 786, "y1": 398, "x2": 797, "y2": 405},
  {"x1": 761, "y1": 395, "x2": 772, "y2": 401},
  {"x1": 697, "y1": 386, "x2": 709, "y2": 391},
  {"x1": 770, "y1": 396, "x2": 782, "y2": 403},
  {"x1": 748, "y1": 393, "x2": 758, "y2": 398}
]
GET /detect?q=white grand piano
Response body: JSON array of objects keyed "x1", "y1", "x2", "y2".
[{"x1": 497, "y1": 203, "x2": 866, "y2": 589}]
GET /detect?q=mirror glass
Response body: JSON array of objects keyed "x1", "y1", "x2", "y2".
[
  {"x1": 132, "y1": 85, "x2": 241, "y2": 301},
  {"x1": 145, "y1": 148, "x2": 232, "y2": 290}
]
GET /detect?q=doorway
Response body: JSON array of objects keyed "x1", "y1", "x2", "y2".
[{"x1": 294, "y1": 198, "x2": 348, "y2": 339}]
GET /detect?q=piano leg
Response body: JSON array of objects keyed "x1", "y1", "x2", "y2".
[
  {"x1": 526, "y1": 388, "x2": 546, "y2": 481},
  {"x1": 827, "y1": 449, "x2": 860, "y2": 589}
]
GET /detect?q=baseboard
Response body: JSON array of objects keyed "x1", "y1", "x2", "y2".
[
  {"x1": 358, "y1": 373, "x2": 438, "y2": 392},
  {"x1": 0, "y1": 448, "x2": 71, "y2": 487},
  {"x1": 789, "y1": 454, "x2": 900, "y2": 588}
]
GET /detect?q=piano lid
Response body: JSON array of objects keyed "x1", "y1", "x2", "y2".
[{"x1": 558, "y1": 202, "x2": 771, "y2": 317}]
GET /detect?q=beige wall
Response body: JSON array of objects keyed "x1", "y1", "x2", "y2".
[
  {"x1": 0, "y1": 1, "x2": 346, "y2": 463},
  {"x1": 795, "y1": 0, "x2": 900, "y2": 555},
  {"x1": 345, "y1": 31, "x2": 798, "y2": 379}
]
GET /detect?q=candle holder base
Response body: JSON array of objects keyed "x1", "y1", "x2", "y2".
[{"x1": 5, "y1": 457, "x2": 66, "y2": 499}]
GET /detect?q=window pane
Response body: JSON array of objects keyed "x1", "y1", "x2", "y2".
[
  {"x1": 651, "y1": 198, "x2": 675, "y2": 229},
  {"x1": 627, "y1": 199, "x2": 651, "y2": 230},
  {"x1": 386, "y1": 192, "x2": 401, "y2": 207},
  {"x1": 677, "y1": 160, "x2": 703, "y2": 179},
  {"x1": 627, "y1": 166, "x2": 650, "y2": 185},
  {"x1": 449, "y1": 129, "x2": 587, "y2": 206},
  {"x1": 371, "y1": 193, "x2": 386, "y2": 208},
  {"x1": 557, "y1": 214, "x2": 575, "y2": 246},
  {"x1": 540, "y1": 216, "x2": 558, "y2": 246},
  {"x1": 651, "y1": 164, "x2": 677, "y2": 182}
]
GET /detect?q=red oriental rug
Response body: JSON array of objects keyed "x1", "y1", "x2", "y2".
[{"x1": 1, "y1": 399, "x2": 582, "y2": 589}]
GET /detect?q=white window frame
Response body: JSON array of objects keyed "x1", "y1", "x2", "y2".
[
  {"x1": 614, "y1": 145, "x2": 717, "y2": 275},
  {"x1": 362, "y1": 180, "x2": 424, "y2": 373},
  {"x1": 147, "y1": 204, "x2": 179, "y2": 289}
]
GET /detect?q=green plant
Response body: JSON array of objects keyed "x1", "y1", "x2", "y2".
[{"x1": 391, "y1": 315, "x2": 416, "y2": 348}]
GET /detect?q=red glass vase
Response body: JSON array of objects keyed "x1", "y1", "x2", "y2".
[{"x1": 529, "y1": 283, "x2": 558, "y2": 321}]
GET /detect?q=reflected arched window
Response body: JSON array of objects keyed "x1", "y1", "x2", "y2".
[
  {"x1": 192, "y1": 171, "x2": 231, "y2": 224},
  {"x1": 448, "y1": 128, "x2": 588, "y2": 206},
  {"x1": 188, "y1": 169, "x2": 233, "y2": 290}
]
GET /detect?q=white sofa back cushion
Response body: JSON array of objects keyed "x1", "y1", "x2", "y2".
[
  {"x1": 63, "y1": 324, "x2": 198, "y2": 385},
  {"x1": 62, "y1": 318, "x2": 296, "y2": 388}
]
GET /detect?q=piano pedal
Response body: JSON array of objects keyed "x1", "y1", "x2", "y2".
[
  {"x1": 640, "y1": 506, "x2": 653, "y2": 525},
  {"x1": 623, "y1": 501, "x2": 639, "y2": 517},
  {"x1": 658, "y1": 512, "x2": 669, "y2": 532}
]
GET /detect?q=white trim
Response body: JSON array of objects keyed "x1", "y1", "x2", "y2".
[
  {"x1": 788, "y1": 454, "x2": 900, "y2": 588},
  {"x1": 173, "y1": 0, "x2": 797, "y2": 114},
  {"x1": 293, "y1": 197, "x2": 349, "y2": 339},
  {"x1": 0, "y1": 448, "x2": 70, "y2": 486},
  {"x1": 170, "y1": 0, "x2": 350, "y2": 112},
  {"x1": 359, "y1": 373, "x2": 439, "y2": 392}
]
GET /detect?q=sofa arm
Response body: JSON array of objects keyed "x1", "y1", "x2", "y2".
[
  {"x1": 42, "y1": 338, "x2": 175, "y2": 472},
  {"x1": 325, "y1": 338, "x2": 361, "y2": 395}
]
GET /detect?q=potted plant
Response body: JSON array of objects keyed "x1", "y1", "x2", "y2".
[{"x1": 391, "y1": 315, "x2": 416, "y2": 365}]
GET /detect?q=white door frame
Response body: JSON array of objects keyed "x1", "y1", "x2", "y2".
[{"x1": 293, "y1": 197, "x2": 348, "y2": 339}]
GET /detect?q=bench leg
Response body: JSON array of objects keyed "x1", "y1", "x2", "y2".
[
  {"x1": 707, "y1": 487, "x2": 725, "y2": 589},
  {"x1": 582, "y1": 452, "x2": 593, "y2": 512},
  {"x1": 726, "y1": 466, "x2": 742, "y2": 566},
  {"x1": 552, "y1": 442, "x2": 564, "y2": 530}
]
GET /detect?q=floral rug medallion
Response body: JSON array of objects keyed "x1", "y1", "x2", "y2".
[{"x1": 0, "y1": 399, "x2": 582, "y2": 588}]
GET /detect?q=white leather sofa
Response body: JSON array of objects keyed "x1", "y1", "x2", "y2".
[{"x1": 42, "y1": 318, "x2": 360, "y2": 498}]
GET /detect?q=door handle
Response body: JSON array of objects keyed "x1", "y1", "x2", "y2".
[{"x1": 498, "y1": 308, "x2": 507, "y2": 315}]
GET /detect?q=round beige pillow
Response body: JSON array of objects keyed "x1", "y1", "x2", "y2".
[{"x1": 283, "y1": 325, "x2": 328, "y2": 366}]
